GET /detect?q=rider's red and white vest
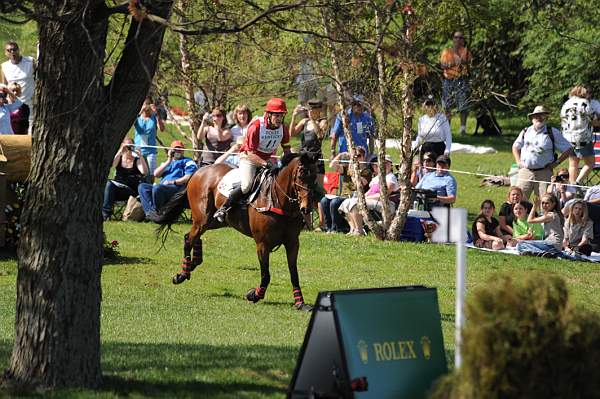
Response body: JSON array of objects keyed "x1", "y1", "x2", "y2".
[
  {"x1": 241, "y1": 116, "x2": 290, "y2": 161},
  {"x1": 561, "y1": 96, "x2": 594, "y2": 146}
]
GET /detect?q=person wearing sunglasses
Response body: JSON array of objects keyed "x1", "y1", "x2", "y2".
[
  {"x1": 2, "y1": 41, "x2": 35, "y2": 134},
  {"x1": 439, "y1": 31, "x2": 471, "y2": 135},
  {"x1": 197, "y1": 106, "x2": 232, "y2": 166}
]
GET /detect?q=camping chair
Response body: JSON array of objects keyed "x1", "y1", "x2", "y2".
[{"x1": 584, "y1": 132, "x2": 600, "y2": 186}]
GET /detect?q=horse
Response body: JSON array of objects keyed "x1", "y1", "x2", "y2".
[{"x1": 153, "y1": 152, "x2": 318, "y2": 310}]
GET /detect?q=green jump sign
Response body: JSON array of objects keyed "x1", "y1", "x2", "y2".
[{"x1": 289, "y1": 286, "x2": 447, "y2": 399}]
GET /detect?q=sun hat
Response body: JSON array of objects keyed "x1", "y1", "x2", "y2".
[{"x1": 527, "y1": 105, "x2": 550, "y2": 119}]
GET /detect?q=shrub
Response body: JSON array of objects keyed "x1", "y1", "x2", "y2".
[{"x1": 430, "y1": 273, "x2": 600, "y2": 399}]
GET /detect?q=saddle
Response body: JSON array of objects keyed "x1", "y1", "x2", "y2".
[{"x1": 217, "y1": 168, "x2": 279, "y2": 212}]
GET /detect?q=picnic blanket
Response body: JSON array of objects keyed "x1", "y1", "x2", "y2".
[{"x1": 465, "y1": 243, "x2": 600, "y2": 263}]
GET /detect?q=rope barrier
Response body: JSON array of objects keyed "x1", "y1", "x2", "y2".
[{"x1": 132, "y1": 144, "x2": 592, "y2": 190}]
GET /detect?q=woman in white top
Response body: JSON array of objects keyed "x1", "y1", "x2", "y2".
[
  {"x1": 561, "y1": 85, "x2": 595, "y2": 187},
  {"x1": 416, "y1": 96, "x2": 452, "y2": 159},
  {"x1": 230, "y1": 104, "x2": 252, "y2": 141}
]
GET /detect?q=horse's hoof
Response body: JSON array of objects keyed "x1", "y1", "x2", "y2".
[
  {"x1": 172, "y1": 273, "x2": 190, "y2": 285},
  {"x1": 245, "y1": 288, "x2": 261, "y2": 303},
  {"x1": 295, "y1": 303, "x2": 313, "y2": 312}
]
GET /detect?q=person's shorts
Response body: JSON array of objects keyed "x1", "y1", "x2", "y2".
[
  {"x1": 572, "y1": 141, "x2": 594, "y2": 158},
  {"x1": 442, "y1": 78, "x2": 470, "y2": 113}
]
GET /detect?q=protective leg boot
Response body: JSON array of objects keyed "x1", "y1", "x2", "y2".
[{"x1": 214, "y1": 186, "x2": 243, "y2": 222}]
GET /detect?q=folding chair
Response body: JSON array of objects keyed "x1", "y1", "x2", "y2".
[{"x1": 584, "y1": 132, "x2": 600, "y2": 186}]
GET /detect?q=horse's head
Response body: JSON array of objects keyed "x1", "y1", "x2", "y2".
[{"x1": 294, "y1": 152, "x2": 319, "y2": 215}]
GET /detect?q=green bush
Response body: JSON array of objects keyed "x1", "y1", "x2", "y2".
[{"x1": 430, "y1": 273, "x2": 600, "y2": 399}]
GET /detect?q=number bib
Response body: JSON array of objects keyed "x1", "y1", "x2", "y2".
[{"x1": 257, "y1": 122, "x2": 284, "y2": 153}]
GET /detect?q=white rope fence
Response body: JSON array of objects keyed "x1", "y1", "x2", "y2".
[{"x1": 133, "y1": 144, "x2": 592, "y2": 190}]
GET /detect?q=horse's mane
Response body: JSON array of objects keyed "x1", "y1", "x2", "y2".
[{"x1": 279, "y1": 152, "x2": 301, "y2": 168}]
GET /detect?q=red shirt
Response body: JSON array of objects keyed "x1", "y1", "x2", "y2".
[{"x1": 241, "y1": 116, "x2": 290, "y2": 161}]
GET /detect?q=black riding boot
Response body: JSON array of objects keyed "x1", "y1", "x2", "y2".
[{"x1": 214, "y1": 186, "x2": 243, "y2": 222}]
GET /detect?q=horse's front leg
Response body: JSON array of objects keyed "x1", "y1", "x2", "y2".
[
  {"x1": 246, "y1": 243, "x2": 270, "y2": 303},
  {"x1": 284, "y1": 236, "x2": 312, "y2": 311}
]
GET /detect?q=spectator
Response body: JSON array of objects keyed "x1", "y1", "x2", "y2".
[
  {"x1": 512, "y1": 105, "x2": 573, "y2": 200},
  {"x1": 214, "y1": 136, "x2": 243, "y2": 167},
  {"x1": 230, "y1": 104, "x2": 252, "y2": 141},
  {"x1": 516, "y1": 194, "x2": 564, "y2": 258},
  {"x1": 440, "y1": 31, "x2": 471, "y2": 135},
  {"x1": 411, "y1": 152, "x2": 436, "y2": 187},
  {"x1": 330, "y1": 94, "x2": 375, "y2": 157},
  {"x1": 340, "y1": 155, "x2": 398, "y2": 236},
  {"x1": 562, "y1": 199, "x2": 593, "y2": 257},
  {"x1": 584, "y1": 184, "x2": 600, "y2": 204},
  {"x1": 320, "y1": 146, "x2": 370, "y2": 233},
  {"x1": 134, "y1": 97, "x2": 165, "y2": 178},
  {"x1": 102, "y1": 137, "x2": 148, "y2": 221},
  {"x1": 471, "y1": 200, "x2": 511, "y2": 250},
  {"x1": 416, "y1": 96, "x2": 451, "y2": 158},
  {"x1": 498, "y1": 186, "x2": 532, "y2": 235},
  {"x1": 197, "y1": 106, "x2": 232, "y2": 166},
  {"x1": 546, "y1": 167, "x2": 576, "y2": 208},
  {"x1": 290, "y1": 98, "x2": 329, "y2": 186},
  {"x1": 7, "y1": 82, "x2": 28, "y2": 134},
  {"x1": 561, "y1": 85, "x2": 596, "y2": 190},
  {"x1": 510, "y1": 200, "x2": 543, "y2": 244},
  {"x1": 138, "y1": 140, "x2": 197, "y2": 218},
  {"x1": 1, "y1": 41, "x2": 35, "y2": 133},
  {"x1": 0, "y1": 84, "x2": 22, "y2": 134},
  {"x1": 415, "y1": 154, "x2": 457, "y2": 207}
]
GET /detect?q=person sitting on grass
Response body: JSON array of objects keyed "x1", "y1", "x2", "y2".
[
  {"x1": 516, "y1": 194, "x2": 564, "y2": 258},
  {"x1": 508, "y1": 200, "x2": 543, "y2": 247},
  {"x1": 498, "y1": 186, "x2": 531, "y2": 235},
  {"x1": 471, "y1": 200, "x2": 511, "y2": 250},
  {"x1": 562, "y1": 199, "x2": 594, "y2": 257}
]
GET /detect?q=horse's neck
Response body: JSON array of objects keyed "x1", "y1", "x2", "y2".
[{"x1": 272, "y1": 161, "x2": 297, "y2": 208}]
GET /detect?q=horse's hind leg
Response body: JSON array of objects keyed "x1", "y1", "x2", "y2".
[
  {"x1": 284, "y1": 236, "x2": 311, "y2": 311},
  {"x1": 172, "y1": 223, "x2": 204, "y2": 284},
  {"x1": 246, "y1": 243, "x2": 270, "y2": 303}
]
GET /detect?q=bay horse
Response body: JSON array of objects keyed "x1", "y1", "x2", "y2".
[{"x1": 154, "y1": 152, "x2": 318, "y2": 310}]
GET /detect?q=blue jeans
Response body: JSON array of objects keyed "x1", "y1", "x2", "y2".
[
  {"x1": 138, "y1": 183, "x2": 180, "y2": 214},
  {"x1": 516, "y1": 240, "x2": 561, "y2": 256},
  {"x1": 320, "y1": 196, "x2": 348, "y2": 232},
  {"x1": 102, "y1": 180, "x2": 136, "y2": 219}
]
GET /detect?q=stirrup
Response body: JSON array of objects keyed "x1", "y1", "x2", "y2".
[{"x1": 213, "y1": 207, "x2": 229, "y2": 222}]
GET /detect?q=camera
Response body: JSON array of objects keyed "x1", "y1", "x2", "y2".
[
  {"x1": 0, "y1": 92, "x2": 6, "y2": 100},
  {"x1": 126, "y1": 144, "x2": 135, "y2": 150}
]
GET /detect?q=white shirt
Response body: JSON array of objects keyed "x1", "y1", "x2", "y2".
[
  {"x1": 230, "y1": 124, "x2": 248, "y2": 141},
  {"x1": 2, "y1": 56, "x2": 35, "y2": 105},
  {"x1": 560, "y1": 96, "x2": 594, "y2": 144},
  {"x1": 416, "y1": 113, "x2": 452, "y2": 153}
]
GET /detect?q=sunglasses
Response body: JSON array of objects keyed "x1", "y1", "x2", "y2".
[
  {"x1": 424, "y1": 158, "x2": 435, "y2": 163},
  {"x1": 453, "y1": 36, "x2": 464, "y2": 39},
  {"x1": 212, "y1": 114, "x2": 224, "y2": 118},
  {"x1": 5, "y1": 48, "x2": 18, "y2": 53}
]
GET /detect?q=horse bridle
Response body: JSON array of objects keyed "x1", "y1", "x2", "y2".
[{"x1": 273, "y1": 164, "x2": 313, "y2": 206}]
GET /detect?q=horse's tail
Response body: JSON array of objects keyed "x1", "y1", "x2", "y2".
[{"x1": 152, "y1": 187, "x2": 189, "y2": 246}]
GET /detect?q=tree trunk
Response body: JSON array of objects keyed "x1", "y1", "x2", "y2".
[
  {"x1": 321, "y1": 9, "x2": 383, "y2": 238},
  {"x1": 177, "y1": 0, "x2": 201, "y2": 161},
  {"x1": 5, "y1": 0, "x2": 172, "y2": 388}
]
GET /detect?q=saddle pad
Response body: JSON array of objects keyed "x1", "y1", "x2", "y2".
[{"x1": 217, "y1": 168, "x2": 242, "y2": 197}]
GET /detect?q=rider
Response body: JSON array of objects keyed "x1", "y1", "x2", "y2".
[{"x1": 213, "y1": 97, "x2": 291, "y2": 222}]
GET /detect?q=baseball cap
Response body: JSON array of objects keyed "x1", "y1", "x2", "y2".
[{"x1": 171, "y1": 140, "x2": 185, "y2": 149}]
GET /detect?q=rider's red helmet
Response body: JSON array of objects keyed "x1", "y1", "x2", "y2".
[{"x1": 265, "y1": 98, "x2": 287, "y2": 113}]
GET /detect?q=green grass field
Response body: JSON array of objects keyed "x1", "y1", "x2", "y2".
[{"x1": 2, "y1": 116, "x2": 600, "y2": 398}]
